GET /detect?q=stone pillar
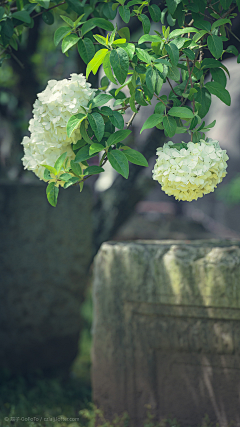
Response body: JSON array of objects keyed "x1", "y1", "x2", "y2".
[
  {"x1": 0, "y1": 182, "x2": 92, "y2": 372},
  {"x1": 92, "y1": 240, "x2": 240, "y2": 426}
]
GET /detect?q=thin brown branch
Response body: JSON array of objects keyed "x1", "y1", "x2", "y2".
[
  {"x1": 32, "y1": 2, "x2": 65, "y2": 18},
  {"x1": 166, "y1": 77, "x2": 179, "y2": 98},
  {"x1": 227, "y1": 26, "x2": 240, "y2": 43},
  {"x1": 153, "y1": 93, "x2": 168, "y2": 107}
]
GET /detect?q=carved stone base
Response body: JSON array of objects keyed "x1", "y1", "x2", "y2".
[{"x1": 92, "y1": 240, "x2": 240, "y2": 426}]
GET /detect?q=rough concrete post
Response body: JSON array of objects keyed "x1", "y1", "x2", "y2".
[
  {"x1": 92, "y1": 240, "x2": 240, "y2": 427},
  {"x1": 0, "y1": 182, "x2": 92, "y2": 372}
]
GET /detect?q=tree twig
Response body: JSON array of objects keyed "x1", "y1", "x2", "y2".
[
  {"x1": 32, "y1": 1, "x2": 65, "y2": 18},
  {"x1": 126, "y1": 105, "x2": 141, "y2": 128}
]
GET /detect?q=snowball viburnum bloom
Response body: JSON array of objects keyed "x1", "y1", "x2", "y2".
[
  {"x1": 152, "y1": 139, "x2": 229, "y2": 201},
  {"x1": 21, "y1": 73, "x2": 95, "y2": 180}
]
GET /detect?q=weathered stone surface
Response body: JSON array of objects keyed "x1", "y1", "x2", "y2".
[
  {"x1": 0, "y1": 182, "x2": 92, "y2": 372},
  {"x1": 92, "y1": 240, "x2": 240, "y2": 427}
]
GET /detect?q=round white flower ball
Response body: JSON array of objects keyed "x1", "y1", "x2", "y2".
[
  {"x1": 21, "y1": 73, "x2": 95, "y2": 180},
  {"x1": 152, "y1": 139, "x2": 229, "y2": 201}
]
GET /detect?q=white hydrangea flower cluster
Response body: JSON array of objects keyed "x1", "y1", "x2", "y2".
[
  {"x1": 21, "y1": 73, "x2": 95, "y2": 180},
  {"x1": 152, "y1": 139, "x2": 229, "y2": 201}
]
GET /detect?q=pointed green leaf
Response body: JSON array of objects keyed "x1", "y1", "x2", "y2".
[
  {"x1": 80, "y1": 121, "x2": 93, "y2": 144},
  {"x1": 194, "y1": 87, "x2": 211, "y2": 118},
  {"x1": 70, "y1": 160, "x2": 82, "y2": 176},
  {"x1": 165, "y1": 42, "x2": 179, "y2": 66},
  {"x1": 119, "y1": 5, "x2": 130, "y2": 23},
  {"x1": 163, "y1": 115, "x2": 177, "y2": 137},
  {"x1": 62, "y1": 34, "x2": 80, "y2": 53},
  {"x1": 140, "y1": 114, "x2": 164, "y2": 133},
  {"x1": 168, "y1": 107, "x2": 194, "y2": 119},
  {"x1": 166, "y1": 0, "x2": 181, "y2": 15},
  {"x1": 107, "y1": 149, "x2": 129, "y2": 178},
  {"x1": 211, "y1": 68, "x2": 227, "y2": 88},
  {"x1": 103, "y1": 51, "x2": 117, "y2": 84},
  {"x1": 86, "y1": 48, "x2": 108, "y2": 79},
  {"x1": 205, "y1": 81, "x2": 231, "y2": 106},
  {"x1": 207, "y1": 34, "x2": 223, "y2": 59},
  {"x1": 148, "y1": 4, "x2": 161, "y2": 22},
  {"x1": 109, "y1": 111, "x2": 124, "y2": 129},
  {"x1": 118, "y1": 27, "x2": 130, "y2": 42},
  {"x1": 84, "y1": 165, "x2": 105, "y2": 175},
  {"x1": 106, "y1": 129, "x2": 131, "y2": 146},
  {"x1": 64, "y1": 177, "x2": 80, "y2": 188},
  {"x1": 88, "y1": 112, "x2": 105, "y2": 142},
  {"x1": 169, "y1": 27, "x2": 198, "y2": 38},
  {"x1": 146, "y1": 67, "x2": 157, "y2": 95},
  {"x1": 77, "y1": 38, "x2": 95, "y2": 64},
  {"x1": 139, "y1": 14, "x2": 150, "y2": 34},
  {"x1": 46, "y1": 182, "x2": 59, "y2": 207},
  {"x1": 67, "y1": 113, "x2": 87, "y2": 137},
  {"x1": 81, "y1": 18, "x2": 114, "y2": 36},
  {"x1": 121, "y1": 43, "x2": 135, "y2": 59},
  {"x1": 91, "y1": 93, "x2": 113, "y2": 108},
  {"x1": 124, "y1": 148, "x2": 148, "y2": 166},
  {"x1": 42, "y1": 165, "x2": 57, "y2": 175},
  {"x1": 75, "y1": 145, "x2": 96, "y2": 162},
  {"x1": 89, "y1": 143, "x2": 105, "y2": 155},
  {"x1": 12, "y1": 10, "x2": 31, "y2": 24},
  {"x1": 54, "y1": 152, "x2": 68, "y2": 174},
  {"x1": 59, "y1": 173, "x2": 73, "y2": 181},
  {"x1": 54, "y1": 26, "x2": 71, "y2": 46},
  {"x1": 110, "y1": 48, "x2": 129, "y2": 84},
  {"x1": 136, "y1": 48, "x2": 154, "y2": 64},
  {"x1": 211, "y1": 18, "x2": 231, "y2": 31}
]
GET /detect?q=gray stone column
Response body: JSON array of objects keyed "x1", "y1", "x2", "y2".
[
  {"x1": 0, "y1": 182, "x2": 92, "y2": 372},
  {"x1": 92, "y1": 240, "x2": 240, "y2": 426}
]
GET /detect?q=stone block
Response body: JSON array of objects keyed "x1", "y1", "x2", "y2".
[
  {"x1": 0, "y1": 182, "x2": 92, "y2": 372},
  {"x1": 92, "y1": 240, "x2": 240, "y2": 426}
]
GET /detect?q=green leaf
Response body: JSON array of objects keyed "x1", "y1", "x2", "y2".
[
  {"x1": 109, "y1": 111, "x2": 124, "y2": 129},
  {"x1": 119, "y1": 5, "x2": 130, "y2": 23},
  {"x1": 183, "y1": 48, "x2": 195, "y2": 60},
  {"x1": 60, "y1": 15, "x2": 74, "y2": 27},
  {"x1": 70, "y1": 160, "x2": 82, "y2": 176},
  {"x1": 145, "y1": 67, "x2": 156, "y2": 95},
  {"x1": 139, "y1": 14, "x2": 150, "y2": 34},
  {"x1": 107, "y1": 150, "x2": 129, "y2": 179},
  {"x1": 110, "y1": 48, "x2": 129, "y2": 84},
  {"x1": 64, "y1": 177, "x2": 80, "y2": 188},
  {"x1": 62, "y1": 34, "x2": 80, "y2": 53},
  {"x1": 106, "y1": 129, "x2": 131, "y2": 146},
  {"x1": 225, "y1": 45, "x2": 238, "y2": 56},
  {"x1": 81, "y1": 18, "x2": 114, "y2": 36},
  {"x1": 65, "y1": 0, "x2": 82, "y2": 14},
  {"x1": 220, "y1": 0, "x2": 232, "y2": 9},
  {"x1": 237, "y1": 53, "x2": 240, "y2": 63},
  {"x1": 80, "y1": 121, "x2": 93, "y2": 144},
  {"x1": 194, "y1": 19, "x2": 211, "y2": 32},
  {"x1": 54, "y1": 26, "x2": 71, "y2": 46},
  {"x1": 103, "y1": 2, "x2": 117, "y2": 20},
  {"x1": 44, "y1": 169, "x2": 51, "y2": 180},
  {"x1": 205, "y1": 81, "x2": 231, "y2": 106},
  {"x1": 138, "y1": 34, "x2": 162, "y2": 44},
  {"x1": 121, "y1": 43, "x2": 135, "y2": 59},
  {"x1": 168, "y1": 27, "x2": 198, "y2": 38},
  {"x1": 75, "y1": 145, "x2": 96, "y2": 162},
  {"x1": 73, "y1": 139, "x2": 87, "y2": 151},
  {"x1": 42, "y1": 165, "x2": 57, "y2": 175},
  {"x1": 167, "y1": 65, "x2": 180, "y2": 81},
  {"x1": 91, "y1": 93, "x2": 113, "y2": 108},
  {"x1": 136, "y1": 48, "x2": 154, "y2": 64},
  {"x1": 67, "y1": 113, "x2": 87, "y2": 137},
  {"x1": 46, "y1": 182, "x2": 59, "y2": 207},
  {"x1": 167, "y1": 14, "x2": 176, "y2": 27},
  {"x1": 163, "y1": 115, "x2": 177, "y2": 137},
  {"x1": 12, "y1": 10, "x2": 31, "y2": 24},
  {"x1": 103, "y1": 51, "x2": 117, "y2": 84},
  {"x1": 84, "y1": 165, "x2": 104, "y2": 175},
  {"x1": 165, "y1": 42, "x2": 179, "y2": 66},
  {"x1": 207, "y1": 35, "x2": 223, "y2": 59},
  {"x1": 211, "y1": 18, "x2": 231, "y2": 31},
  {"x1": 86, "y1": 48, "x2": 108, "y2": 78},
  {"x1": 155, "y1": 102, "x2": 166, "y2": 115},
  {"x1": 118, "y1": 27, "x2": 130, "y2": 42},
  {"x1": 135, "y1": 88, "x2": 148, "y2": 106},
  {"x1": 59, "y1": 173, "x2": 73, "y2": 181},
  {"x1": 140, "y1": 114, "x2": 164, "y2": 133},
  {"x1": 88, "y1": 112, "x2": 105, "y2": 142},
  {"x1": 0, "y1": 6, "x2": 4, "y2": 20},
  {"x1": 93, "y1": 34, "x2": 107, "y2": 46},
  {"x1": 42, "y1": 11, "x2": 54, "y2": 25},
  {"x1": 77, "y1": 38, "x2": 95, "y2": 64},
  {"x1": 211, "y1": 67, "x2": 227, "y2": 88},
  {"x1": 123, "y1": 148, "x2": 148, "y2": 166},
  {"x1": 112, "y1": 38, "x2": 127, "y2": 46},
  {"x1": 192, "y1": 30, "x2": 208, "y2": 43},
  {"x1": 166, "y1": 0, "x2": 181, "y2": 15},
  {"x1": 148, "y1": 4, "x2": 161, "y2": 22},
  {"x1": 38, "y1": 0, "x2": 50, "y2": 9},
  {"x1": 194, "y1": 87, "x2": 211, "y2": 118},
  {"x1": 89, "y1": 143, "x2": 105, "y2": 155},
  {"x1": 54, "y1": 152, "x2": 68, "y2": 174},
  {"x1": 168, "y1": 107, "x2": 194, "y2": 119}
]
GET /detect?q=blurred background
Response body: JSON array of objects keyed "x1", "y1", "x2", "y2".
[{"x1": 1, "y1": 7, "x2": 240, "y2": 425}]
